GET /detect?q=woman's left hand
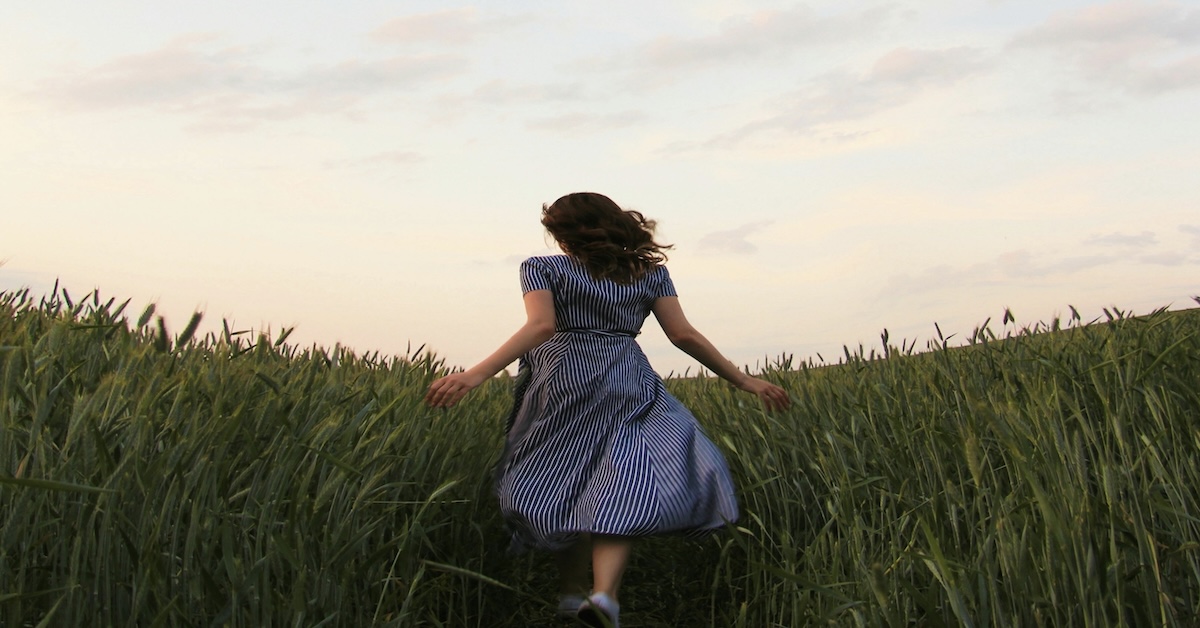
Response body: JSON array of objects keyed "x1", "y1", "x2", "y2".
[
  {"x1": 425, "y1": 371, "x2": 487, "y2": 408},
  {"x1": 737, "y1": 377, "x2": 792, "y2": 412}
]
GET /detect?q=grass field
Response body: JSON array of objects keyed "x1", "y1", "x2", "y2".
[{"x1": 2, "y1": 286, "x2": 1198, "y2": 626}]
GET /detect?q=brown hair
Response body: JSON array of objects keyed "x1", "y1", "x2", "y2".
[{"x1": 541, "y1": 192, "x2": 672, "y2": 284}]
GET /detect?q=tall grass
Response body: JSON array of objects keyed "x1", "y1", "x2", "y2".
[
  {"x1": 2, "y1": 286, "x2": 1198, "y2": 626},
  {"x1": 695, "y1": 303, "x2": 1200, "y2": 626}
]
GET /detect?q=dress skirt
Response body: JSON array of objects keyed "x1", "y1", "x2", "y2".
[{"x1": 495, "y1": 329, "x2": 739, "y2": 552}]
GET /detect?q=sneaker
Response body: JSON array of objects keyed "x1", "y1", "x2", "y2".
[
  {"x1": 557, "y1": 594, "x2": 585, "y2": 620},
  {"x1": 577, "y1": 592, "x2": 619, "y2": 628}
]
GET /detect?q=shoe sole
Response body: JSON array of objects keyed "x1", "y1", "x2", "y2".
[{"x1": 576, "y1": 607, "x2": 615, "y2": 628}]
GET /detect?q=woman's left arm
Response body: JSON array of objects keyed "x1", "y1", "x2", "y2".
[{"x1": 424, "y1": 290, "x2": 556, "y2": 408}]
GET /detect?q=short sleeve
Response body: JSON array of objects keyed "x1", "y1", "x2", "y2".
[
  {"x1": 652, "y1": 264, "x2": 677, "y2": 299},
  {"x1": 519, "y1": 257, "x2": 554, "y2": 293}
]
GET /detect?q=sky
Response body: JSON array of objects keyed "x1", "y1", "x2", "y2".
[{"x1": 2, "y1": 0, "x2": 1198, "y2": 375}]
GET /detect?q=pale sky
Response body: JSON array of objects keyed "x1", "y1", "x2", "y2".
[{"x1": 2, "y1": 1, "x2": 1198, "y2": 375}]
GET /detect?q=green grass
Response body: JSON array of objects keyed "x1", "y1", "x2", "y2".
[{"x1": 2, "y1": 286, "x2": 1198, "y2": 626}]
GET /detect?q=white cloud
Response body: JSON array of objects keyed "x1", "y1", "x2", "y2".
[
  {"x1": 33, "y1": 34, "x2": 467, "y2": 129},
  {"x1": 693, "y1": 46, "x2": 991, "y2": 150},
  {"x1": 37, "y1": 34, "x2": 267, "y2": 109},
  {"x1": 323, "y1": 150, "x2": 424, "y2": 169},
  {"x1": 1014, "y1": 1, "x2": 1200, "y2": 47},
  {"x1": 697, "y1": 221, "x2": 772, "y2": 255},
  {"x1": 1084, "y1": 230, "x2": 1157, "y2": 247},
  {"x1": 881, "y1": 228, "x2": 1200, "y2": 301},
  {"x1": 369, "y1": 8, "x2": 527, "y2": 46},
  {"x1": 525, "y1": 110, "x2": 647, "y2": 133},
  {"x1": 434, "y1": 79, "x2": 589, "y2": 120},
  {"x1": 1011, "y1": 1, "x2": 1200, "y2": 95},
  {"x1": 1139, "y1": 251, "x2": 1189, "y2": 266},
  {"x1": 298, "y1": 55, "x2": 467, "y2": 93},
  {"x1": 1181, "y1": 224, "x2": 1200, "y2": 246},
  {"x1": 879, "y1": 248, "x2": 1114, "y2": 299},
  {"x1": 870, "y1": 47, "x2": 990, "y2": 85},
  {"x1": 579, "y1": 4, "x2": 896, "y2": 83},
  {"x1": 465, "y1": 80, "x2": 587, "y2": 106},
  {"x1": 998, "y1": 249, "x2": 1118, "y2": 278}
]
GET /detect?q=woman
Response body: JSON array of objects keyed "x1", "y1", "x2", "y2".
[{"x1": 425, "y1": 192, "x2": 790, "y2": 626}]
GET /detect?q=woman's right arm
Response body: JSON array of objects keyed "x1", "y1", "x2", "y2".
[
  {"x1": 651, "y1": 296, "x2": 791, "y2": 411},
  {"x1": 424, "y1": 290, "x2": 556, "y2": 408}
]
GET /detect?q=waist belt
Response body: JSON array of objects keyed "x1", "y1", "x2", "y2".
[{"x1": 560, "y1": 328, "x2": 639, "y2": 338}]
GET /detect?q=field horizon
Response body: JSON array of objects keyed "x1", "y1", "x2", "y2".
[{"x1": 2, "y1": 284, "x2": 1198, "y2": 626}]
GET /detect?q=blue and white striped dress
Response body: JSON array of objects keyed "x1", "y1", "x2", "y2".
[{"x1": 496, "y1": 254, "x2": 738, "y2": 551}]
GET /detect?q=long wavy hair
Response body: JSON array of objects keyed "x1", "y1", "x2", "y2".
[{"x1": 541, "y1": 192, "x2": 672, "y2": 284}]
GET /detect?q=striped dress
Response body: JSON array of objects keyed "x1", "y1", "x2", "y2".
[{"x1": 496, "y1": 254, "x2": 738, "y2": 551}]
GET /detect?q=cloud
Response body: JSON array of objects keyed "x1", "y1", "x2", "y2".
[
  {"x1": 298, "y1": 55, "x2": 467, "y2": 93},
  {"x1": 369, "y1": 8, "x2": 527, "y2": 46},
  {"x1": 881, "y1": 229, "x2": 1200, "y2": 301},
  {"x1": 997, "y1": 249, "x2": 1117, "y2": 278},
  {"x1": 1084, "y1": 230, "x2": 1157, "y2": 247},
  {"x1": 34, "y1": 34, "x2": 467, "y2": 129},
  {"x1": 880, "y1": 248, "x2": 1117, "y2": 299},
  {"x1": 694, "y1": 46, "x2": 991, "y2": 150},
  {"x1": 429, "y1": 79, "x2": 589, "y2": 124},
  {"x1": 323, "y1": 150, "x2": 424, "y2": 168},
  {"x1": 1011, "y1": 1, "x2": 1200, "y2": 95},
  {"x1": 1013, "y1": 1, "x2": 1200, "y2": 47},
  {"x1": 1078, "y1": 229, "x2": 1200, "y2": 268},
  {"x1": 1139, "y1": 251, "x2": 1189, "y2": 266},
  {"x1": 870, "y1": 47, "x2": 990, "y2": 85},
  {"x1": 1181, "y1": 224, "x2": 1200, "y2": 252},
  {"x1": 697, "y1": 221, "x2": 772, "y2": 255},
  {"x1": 434, "y1": 80, "x2": 588, "y2": 119},
  {"x1": 37, "y1": 34, "x2": 266, "y2": 110},
  {"x1": 880, "y1": 260, "x2": 994, "y2": 299},
  {"x1": 580, "y1": 4, "x2": 896, "y2": 83},
  {"x1": 525, "y1": 110, "x2": 647, "y2": 133},
  {"x1": 464, "y1": 80, "x2": 587, "y2": 106}
]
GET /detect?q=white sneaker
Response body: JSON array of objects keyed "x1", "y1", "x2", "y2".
[
  {"x1": 557, "y1": 594, "x2": 586, "y2": 619},
  {"x1": 577, "y1": 592, "x2": 619, "y2": 628}
]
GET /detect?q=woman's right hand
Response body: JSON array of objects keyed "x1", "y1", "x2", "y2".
[
  {"x1": 737, "y1": 376, "x2": 791, "y2": 412},
  {"x1": 425, "y1": 370, "x2": 487, "y2": 408}
]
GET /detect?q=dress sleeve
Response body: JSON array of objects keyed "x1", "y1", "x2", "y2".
[
  {"x1": 520, "y1": 257, "x2": 554, "y2": 293},
  {"x1": 652, "y1": 264, "x2": 678, "y2": 299}
]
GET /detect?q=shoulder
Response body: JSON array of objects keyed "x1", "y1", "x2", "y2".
[
  {"x1": 522, "y1": 254, "x2": 581, "y2": 274},
  {"x1": 522, "y1": 254, "x2": 570, "y2": 265},
  {"x1": 644, "y1": 263, "x2": 677, "y2": 297},
  {"x1": 521, "y1": 255, "x2": 569, "y2": 273},
  {"x1": 523, "y1": 254, "x2": 573, "y2": 266},
  {"x1": 644, "y1": 263, "x2": 672, "y2": 282},
  {"x1": 519, "y1": 255, "x2": 570, "y2": 291}
]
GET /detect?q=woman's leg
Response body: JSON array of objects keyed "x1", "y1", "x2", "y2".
[
  {"x1": 556, "y1": 533, "x2": 592, "y2": 597},
  {"x1": 591, "y1": 534, "x2": 633, "y2": 600}
]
